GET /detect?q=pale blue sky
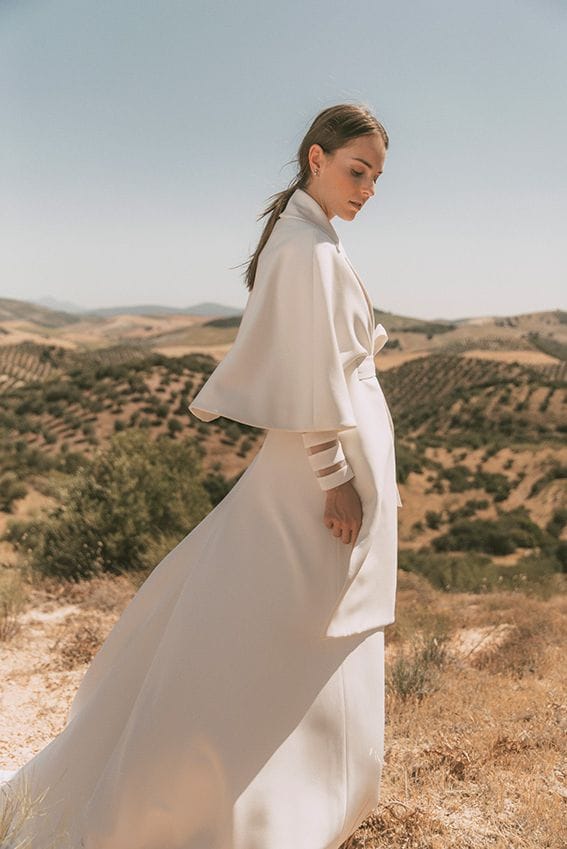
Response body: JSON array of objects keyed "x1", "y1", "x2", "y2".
[{"x1": 1, "y1": 0, "x2": 565, "y2": 319}]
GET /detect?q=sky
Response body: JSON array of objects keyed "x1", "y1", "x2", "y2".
[{"x1": 1, "y1": 0, "x2": 565, "y2": 320}]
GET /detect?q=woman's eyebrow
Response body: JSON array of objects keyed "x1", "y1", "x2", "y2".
[{"x1": 352, "y1": 156, "x2": 382, "y2": 175}]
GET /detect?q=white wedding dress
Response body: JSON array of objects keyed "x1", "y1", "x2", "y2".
[{"x1": 1, "y1": 189, "x2": 400, "y2": 849}]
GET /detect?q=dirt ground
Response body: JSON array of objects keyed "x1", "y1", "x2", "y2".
[{"x1": 1, "y1": 570, "x2": 565, "y2": 848}]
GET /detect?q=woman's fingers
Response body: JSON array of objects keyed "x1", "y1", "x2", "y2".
[
  {"x1": 328, "y1": 520, "x2": 359, "y2": 545},
  {"x1": 323, "y1": 481, "x2": 363, "y2": 545}
]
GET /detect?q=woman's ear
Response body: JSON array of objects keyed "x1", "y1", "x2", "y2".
[{"x1": 308, "y1": 142, "x2": 324, "y2": 175}]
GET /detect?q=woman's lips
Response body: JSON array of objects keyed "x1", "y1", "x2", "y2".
[{"x1": 349, "y1": 201, "x2": 361, "y2": 209}]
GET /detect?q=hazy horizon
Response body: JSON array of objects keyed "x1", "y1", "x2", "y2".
[{"x1": 11, "y1": 293, "x2": 564, "y2": 325}]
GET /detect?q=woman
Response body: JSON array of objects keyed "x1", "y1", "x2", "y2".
[{"x1": 0, "y1": 103, "x2": 401, "y2": 849}]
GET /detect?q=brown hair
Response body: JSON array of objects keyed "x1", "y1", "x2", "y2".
[{"x1": 239, "y1": 103, "x2": 389, "y2": 292}]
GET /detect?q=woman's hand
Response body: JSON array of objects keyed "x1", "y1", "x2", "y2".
[{"x1": 323, "y1": 480, "x2": 363, "y2": 545}]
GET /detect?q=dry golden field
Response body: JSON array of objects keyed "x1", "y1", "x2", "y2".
[{"x1": 1, "y1": 569, "x2": 565, "y2": 848}]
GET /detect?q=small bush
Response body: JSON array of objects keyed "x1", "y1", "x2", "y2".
[
  {"x1": 400, "y1": 550, "x2": 498, "y2": 593},
  {"x1": 4, "y1": 430, "x2": 212, "y2": 580},
  {"x1": 0, "y1": 473, "x2": 27, "y2": 512},
  {"x1": 431, "y1": 507, "x2": 547, "y2": 555},
  {"x1": 167, "y1": 417, "x2": 183, "y2": 437},
  {"x1": 425, "y1": 510, "x2": 442, "y2": 530},
  {"x1": 442, "y1": 465, "x2": 472, "y2": 493},
  {"x1": 387, "y1": 632, "x2": 449, "y2": 700},
  {"x1": 400, "y1": 548, "x2": 563, "y2": 595},
  {"x1": 0, "y1": 567, "x2": 26, "y2": 641},
  {"x1": 201, "y1": 471, "x2": 235, "y2": 507}
]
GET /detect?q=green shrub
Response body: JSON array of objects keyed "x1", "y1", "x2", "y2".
[
  {"x1": 473, "y1": 471, "x2": 511, "y2": 501},
  {"x1": 442, "y1": 465, "x2": 472, "y2": 492},
  {"x1": 44, "y1": 382, "x2": 81, "y2": 404},
  {"x1": 447, "y1": 498, "x2": 489, "y2": 522},
  {"x1": 167, "y1": 417, "x2": 183, "y2": 437},
  {"x1": 555, "y1": 541, "x2": 567, "y2": 572},
  {"x1": 494, "y1": 506, "x2": 547, "y2": 549},
  {"x1": 55, "y1": 448, "x2": 89, "y2": 475},
  {"x1": 545, "y1": 508, "x2": 567, "y2": 538},
  {"x1": 3, "y1": 430, "x2": 211, "y2": 580},
  {"x1": 432, "y1": 508, "x2": 545, "y2": 555},
  {"x1": 154, "y1": 403, "x2": 168, "y2": 419},
  {"x1": 0, "y1": 567, "x2": 26, "y2": 641},
  {"x1": 14, "y1": 396, "x2": 46, "y2": 416},
  {"x1": 395, "y1": 444, "x2": 423, "y2": 484},
  {"x1": 529, "y1": 462, "x2": 567, "y2": 497},
  {"x1": 202, "y1": 471, "x2": 233, "y2": 507},
  {"x1": 425, "y1": 510, "x2": 442, "y2": 530},
  {"x1": 223, "y1": 423, "x2": 242, "y2": 444},
  {"x1": 0, "y1": 474, "x2": 27, "y2": 512},
  {"x1": 432, "y1": 519, "x2": 516, "y2": 554},
  {"x1": 400, "y1": 547, "x2": 563, "y2": 594},
  {"x1": 400, "y1": 549, "x2": 498, "y2": 592}
]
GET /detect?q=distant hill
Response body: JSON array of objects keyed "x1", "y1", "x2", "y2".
[
  {"x1": 83, "y1": 302, "x2": 243, "y2": 318},
  {"x1": 184, "y1": 302, "x2": 243, "y2": 317},
  {"x1": 33, "y1": 296, "x2": 87, "y2": 314},
  {"x1": 28, "y1": 297, "x2": 244, "y2": 319},
  {"x1": 1, "y1": 297, "x2": 565, "y2": 368},
  {"x1": 0, "y1": 298, "x2": 81, "y2": 328}
]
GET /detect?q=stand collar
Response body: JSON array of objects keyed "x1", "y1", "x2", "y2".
[{"x1": 279, "y1": 188, "x2": 340, "y2": 245}]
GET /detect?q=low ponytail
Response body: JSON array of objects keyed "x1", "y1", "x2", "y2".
[
  {"x1": 241, "y1": 167, "x2": 309, "y2": 292},
  {"x1": 239, "y1": 103, "x2": 389, "y2": 292}
]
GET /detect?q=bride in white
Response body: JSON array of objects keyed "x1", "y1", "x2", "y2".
[{"x1": 1, "y1": 102, "x2": 401, "y2": 849}]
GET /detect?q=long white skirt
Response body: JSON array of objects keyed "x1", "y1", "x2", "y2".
[{"x1": 1, "y1": 430, "x2": 386, "y2": 849}]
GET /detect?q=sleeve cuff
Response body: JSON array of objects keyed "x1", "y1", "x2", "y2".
[{"x1": 316, "y1": 461, "x2": 355, "y2": 491}]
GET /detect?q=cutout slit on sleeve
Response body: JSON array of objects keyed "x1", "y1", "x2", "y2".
[{"x1": 301, "y1": 430, "x2": 355, "y2": 491}]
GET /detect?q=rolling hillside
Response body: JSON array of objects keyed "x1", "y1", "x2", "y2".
[
  {"x1": 0, "y1": 328, "x2": 564, "y2": 578},
  {"x1": 0, "y1": 298, "x2": 564, "y2": 582},
  {"x1": 0, "y1": 297, "x2": 565, "y2": 363}
]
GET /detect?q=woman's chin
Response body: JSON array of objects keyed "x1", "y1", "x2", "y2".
[{"x1": 334, "y1": 206, "x2": 357, "y2": 222}]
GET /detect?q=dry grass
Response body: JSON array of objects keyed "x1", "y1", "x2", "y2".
[
  {"x1": 51, "y1": 621, "x2": 103, "y2": 670},
  {"x1": 0, "y1": 568, "x2": 26, "y2": 642},
  {"x1": 1, "y1": 569, "x2": 565, "y2": 847},
  {"x1": 343, "y1": 572, "x2": 567, "y2": 848},
  {"x1": 0, "y1": 771, "x2": 72, "y2": 849}
]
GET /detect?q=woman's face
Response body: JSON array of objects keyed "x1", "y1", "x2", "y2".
[{"x1": 307, "y1": 133, "x2": 386, "y2": 222}]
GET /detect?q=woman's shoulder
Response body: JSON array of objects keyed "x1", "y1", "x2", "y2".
[{"x1": 268, "y1": 214, "x2": 337, "y2": 260}]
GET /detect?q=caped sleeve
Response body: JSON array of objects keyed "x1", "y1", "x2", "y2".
[{"x1": 188, "y1": 229, "x2": 357, "y2": 432}]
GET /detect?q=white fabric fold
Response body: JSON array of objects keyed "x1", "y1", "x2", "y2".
[{"x1": 189, "y1": 230, "x2": 358, "y2": 432}]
